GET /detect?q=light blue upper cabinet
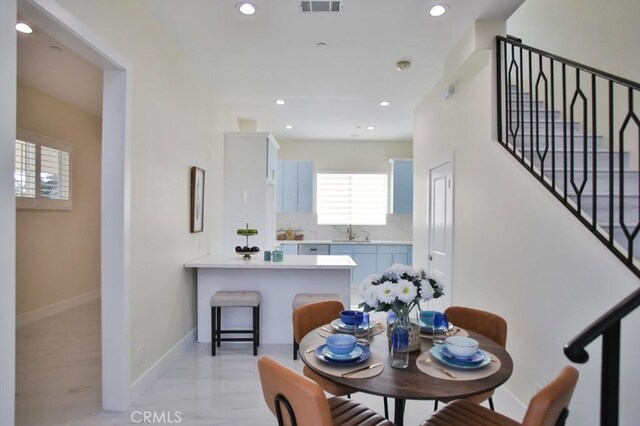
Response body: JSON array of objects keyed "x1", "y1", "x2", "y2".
[
  {"x1": 276, "y1": 160, "x2": 314, "y2": 213},
  {"x1": 297, "y1": 161, "x2": 313, "y2": 213},
  {"x1": 391, "y1": 159, "x2": 413, "y2": 214}
]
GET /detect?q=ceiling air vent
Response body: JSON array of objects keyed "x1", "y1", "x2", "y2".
[{"x1": 300, "y1": 1, "x2": 341, "y2": 12}]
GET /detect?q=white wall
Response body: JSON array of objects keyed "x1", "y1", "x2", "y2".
[
  {"x1": 54, "y1": 0, "x2": 225, "y2": 383},
  {"x1": 278, "y1": 138, "x2": 412, "y2": 172},
  {"x1": 413, "y1": 8, "x2": 640, "y2": 425},
  {"x1": 0, "y1": 1, "x2": 17, "y2": 423}
]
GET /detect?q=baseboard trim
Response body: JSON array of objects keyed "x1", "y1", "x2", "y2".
[
  {"x1": 16, "y1": 289, "x2": 101, "y2": 327},
  {"x1": 131, "y1": 328, "x2": 197, "y2": 403}
]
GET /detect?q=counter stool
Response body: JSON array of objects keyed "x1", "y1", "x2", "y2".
[
  {"x1": 291, "y1": 293, "x2": 341, "y2": 360},
  {"x1": 211, "y1": 291, "x2": 261, "y2": 356}
]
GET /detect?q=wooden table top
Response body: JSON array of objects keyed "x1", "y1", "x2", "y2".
[{"x1": 299, "y1": 326, "x2": 514, "y2": 401}]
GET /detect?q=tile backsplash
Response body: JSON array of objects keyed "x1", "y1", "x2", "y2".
[{"x1": 276, "y1": 213, "x2": 412, "y2": 242}]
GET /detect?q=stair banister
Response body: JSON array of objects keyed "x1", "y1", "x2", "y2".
[{"x1": 564, "y1": 287, "x2": 640, "y2": 425}]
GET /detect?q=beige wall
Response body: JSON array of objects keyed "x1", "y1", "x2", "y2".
[
  {"x1": 16, "y1": 83, "x2": 101, "y2": 316},
  {"x1": 413, "y1": 2, "x2": 640, "y2": 423},
  {"x1": 278, "y1": 139, "x2": 412, "y2": 172},
  {"x1": 56, "y1": 0, "x2": 225, "y2": 382}
]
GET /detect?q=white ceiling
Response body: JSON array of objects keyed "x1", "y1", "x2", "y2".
[{"x1": 17, "y1": 0, "x2": 523, "y2": 140}]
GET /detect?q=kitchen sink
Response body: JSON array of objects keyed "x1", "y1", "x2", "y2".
[{"x1": 331, "y1": 239, "x2": 372, "y2": 243}]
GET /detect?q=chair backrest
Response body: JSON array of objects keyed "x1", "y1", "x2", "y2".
[
  {"x1": 292, "y1": 300, "x2": 345, "y2": 345},
  {"x1": 257, "y1": 356, "x2": 333, "y2": 426},
  {"x1": 522, "y1": 366, "x2": 579, "y2": 426},
  {"x1": 444, "y1": 306, "x2": 508, "y2": 348}
]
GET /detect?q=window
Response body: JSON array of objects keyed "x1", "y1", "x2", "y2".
[
  {"x1": 15, "y1": 129, "x2": 73, "y2": 209},
  {"x1": 317, "y1": 172, "x2": 388, "y2": 225}
]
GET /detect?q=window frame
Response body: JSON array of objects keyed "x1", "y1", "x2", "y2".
[
  {"x1": 15, "y1": 129, "x2": 73, "y2": 210},
  {"x1": 316, "y1": 170, "x2": 388, "y2": 226}
]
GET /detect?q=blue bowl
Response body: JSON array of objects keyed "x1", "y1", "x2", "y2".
[
  {"x1": 419, "y1": 310, "x2": 442, "y2": 327},
  {"x1": 326, "y1": 334, "x2": 357, "y2": 355},
  {"x1": 340, "y1": 310, "x2": 364, "y2": 326}
]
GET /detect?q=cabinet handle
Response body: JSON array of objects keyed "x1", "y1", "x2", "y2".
[{"x1": 310, "y1": 248, "x2": 318, "y2": 252}]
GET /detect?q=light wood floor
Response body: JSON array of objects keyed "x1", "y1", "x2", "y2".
[{"x1": 15, "y1": 299, "x2": 525, "y2": 425}]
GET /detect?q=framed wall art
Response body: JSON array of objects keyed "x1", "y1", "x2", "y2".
[{"x1": 190, "y1": 166, "x2": 205, "y2": 233}]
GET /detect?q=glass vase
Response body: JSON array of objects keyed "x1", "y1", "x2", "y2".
[{"x1": 390, "y1": 308, "x2": 411, "y2": 369}]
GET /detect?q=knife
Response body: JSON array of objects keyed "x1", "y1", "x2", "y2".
[{"x1": 341, "y1": 362, "x2": 382, "y2": 378}]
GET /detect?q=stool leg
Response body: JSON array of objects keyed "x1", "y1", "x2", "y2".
[
  {"x1": 216, "y1": 307, "x2": 222, "y2": 347},
  {"x1": 293, "y1": 338, "x2": 298, "y2": 360},
  {"x1": 252, "y1": 305, "x2": 259, "y2": 356},
  {"x1": 211, "y1": 306, "x2": 216, "y2": 356},
  {"x1": 489, "y1": 397, "x2": 495, "y2": 411},
  {"x1": 257, "y1": 304, "x2": 260, "y2": 347},
  {"x1": 384, "y1": 397, "x2": 389, "y2": 419}
]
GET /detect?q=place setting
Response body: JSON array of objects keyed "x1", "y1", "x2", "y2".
[
  {"x1": 304, "y1": 334, "x2": 384, "y2": 379},
  {"x1": 416, "y1": 310, "x2": 469, "y2": 339},
  {"x1": 416, "y1": 336, "x2": 501, "y2": 381},
  {"x1": 318, "y1": 309, "x2": 385, "y2": 339}
]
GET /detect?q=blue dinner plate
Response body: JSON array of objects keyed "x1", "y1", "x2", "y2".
[
  {"x1": 440, "y1": 346, "x2": 485, "y2": 365},
  {"x1": 429, "y1": 346, "x2": 491, "y2": 370},
  {"x1": 330, "y1": 318, "x2": 373, "y2": 333},
  {"x1": 416, "y1": 320, "x2": 453, "y2": 334},
  {"x1": 322, "y1": 345, "x2": 363, "y2": 361},
  {"x1": 315, "y1": 344, "x2": 371, "y2": 364}
]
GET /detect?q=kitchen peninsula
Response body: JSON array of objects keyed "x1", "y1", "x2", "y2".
[{"x1": 185, "y1": 254, "x2": 356, "y2": 344}]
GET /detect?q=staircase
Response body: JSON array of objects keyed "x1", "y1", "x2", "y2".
[
  {"x1": 505, "y1": 86, "x2": 640, "y2": 257},
  {"x1": 496, "y1": 35, "x2": 640, "y2": 426}
]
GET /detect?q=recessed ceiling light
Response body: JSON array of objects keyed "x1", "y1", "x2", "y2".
[
  {"x1": 237, "y1": 2, "x2": 257, "y2": 15},
  {"x1": 429, "y1": 4, "x2": 448, "y2": 17},
  {"x1": 275, "y1": 99, "x2": 286, "y2": 105},
  {"x1": 367, "y1": 126, "x2": 376, "y2": 130},
  {"x1": 379, "y1": 101, "x2": 390, "y2": 106},
  {"x1": 285, "y1": 125, "x2": 293, "y2": 130},
  {"x1": 15, "y1": 22, "x2": 33, "y2": 34}
]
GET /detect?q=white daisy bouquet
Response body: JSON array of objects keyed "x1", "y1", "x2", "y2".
[{"x1": 358, "y1": 264, "x2": 444, "y2": 318}]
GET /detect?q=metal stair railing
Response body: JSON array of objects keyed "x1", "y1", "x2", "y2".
[{"x1": 496, "y1": 35, "x2": 640, "y2": 426}]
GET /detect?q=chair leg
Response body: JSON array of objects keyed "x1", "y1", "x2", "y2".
[
  {"x1": 216, "y1": 307, "x2": 222, "y2": 347},
  {"x1": 257, "y1": 304, "x2": 260, "y2": 347},
  {"x1": 252, "y1": 305, "x2": 258, "y2": 356},
  {"x1": 489, "y1": 396, "x2": 495, "y2": 411},
  {"x1": 293, "y1": 339, "x2": 299, "y2": 360},
  {"x1": 433, "y1": 400, "x2": 439, "y2": 411},
  {"x1": 211, "y1": 306, "x2": 216, "y2": 356},
  {"x1": 383, "y1": 397, "x2": 388, "y2": 419}
]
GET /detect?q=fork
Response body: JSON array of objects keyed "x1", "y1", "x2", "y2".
[{"x1": 421, "y1": 358, "x2": 457, "y2": 378}]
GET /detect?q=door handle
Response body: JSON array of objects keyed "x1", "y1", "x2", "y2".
[{"x1": 427, "y1": 254, "x2": 433, "y2": 261}]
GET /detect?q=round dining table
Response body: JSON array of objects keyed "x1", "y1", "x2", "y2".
[{"x1": 299, "y1": 325, "x2": 513, "y2": 426}]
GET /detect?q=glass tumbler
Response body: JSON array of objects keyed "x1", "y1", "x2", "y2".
[{"x1": 432, "y1": 312, "x2": 449, "y2": 345}]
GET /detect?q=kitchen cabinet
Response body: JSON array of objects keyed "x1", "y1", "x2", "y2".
[
  {"x1": 276, "y1": 160, "x2": 313, "y2": 213},
  {"x1": 390, "y1": 159, "x2": 413, "y2": 214},
  {"x1": 375, "y1": 245, "x2": 409, "y2": 273},
  {"x1": 223, "y1": 132, "x2": 279, "y2": 254},
  {"x1": 330, "y1": 244, "x2": 377, "y2": 284},
  {"x1": 298, "y1": 244, "x2": 330, "y2": 255},
  {"x1": 280, "y1": 244, "x2": 298, "y2": 255}
]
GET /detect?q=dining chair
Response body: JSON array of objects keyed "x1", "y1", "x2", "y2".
[
  {"x1": 420, "y1": 366, "x2": 579, "y2": 426},
  {"x1": 292, "y1": 300, "x2": 389, "y2": 419},
  {"x1": 434, "y1": 305, "x2": 508, "y2": 411},
  {"x1": 258, "y1": 356, "x2": 393, "y2": 426}
]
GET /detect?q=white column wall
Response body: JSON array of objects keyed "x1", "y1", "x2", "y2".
[
  {"x1": 414, "y1": 30, "x2": 640, "y2": 426},
  {"x1": 0, "y1": 1, "x2": 16, "y2": 423}
]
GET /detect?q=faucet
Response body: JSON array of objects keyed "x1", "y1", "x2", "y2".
[{"x1": 347, "y1": 224, "x2": 356, "y2": 241}]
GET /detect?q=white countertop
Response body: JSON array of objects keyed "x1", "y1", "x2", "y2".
[
  {"x1": 277, "y1": 240, "x2": 412, "y2": 245},
  {"x1": 184, "y1": 254, "x2": 357, "y2": 269}
]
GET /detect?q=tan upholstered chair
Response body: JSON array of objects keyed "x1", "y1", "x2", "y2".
[
  {"x1": 292, "y1": 301, "x2": 357, "y2": 397},
  {"x1": 434, "y1": 305, "x2": 508, "y2": 411},
  {"x1": 292, "y1": 301, "x2": 389, "y2": 418},
  {"x1": 292, "y1": 296, "x2": 341, "y2": 360},
  {"x1": 258, "y1": 357, "x2": 393, "y2": 426},
  {"x1": 421, "y1": 366, "x2": 579, "y2": 426}
]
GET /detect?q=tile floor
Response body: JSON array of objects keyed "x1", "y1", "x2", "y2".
[{"x1": 16, "y1": 299, "x2": 525, "y2": 425}]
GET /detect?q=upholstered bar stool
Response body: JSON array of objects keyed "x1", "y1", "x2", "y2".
[
  {"x1": 210, "y1": 291, "x2": 261, "y2": 356},
  {"x1": 291, "y1": 293, "x2": 341, "y2": 359}
]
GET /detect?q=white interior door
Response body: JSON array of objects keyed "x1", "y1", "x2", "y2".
[{"x1": 427, "y1": 160, "x2": 453, "y2": 312}]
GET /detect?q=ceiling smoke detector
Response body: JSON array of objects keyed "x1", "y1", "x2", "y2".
[
  {"x1": 396, "y1": 60, "x2": 411, "y2": 71},
  {"x1": 300, "y1": 1, "x2": 342, "y2": 13}
]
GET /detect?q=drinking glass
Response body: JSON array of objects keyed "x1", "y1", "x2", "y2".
[
  {"x1": 432, "y1": 312, "x2": 448, "y2": 345},
  {"x1": 355, "y1": 312, "x2": 370, "y2": 346}
]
